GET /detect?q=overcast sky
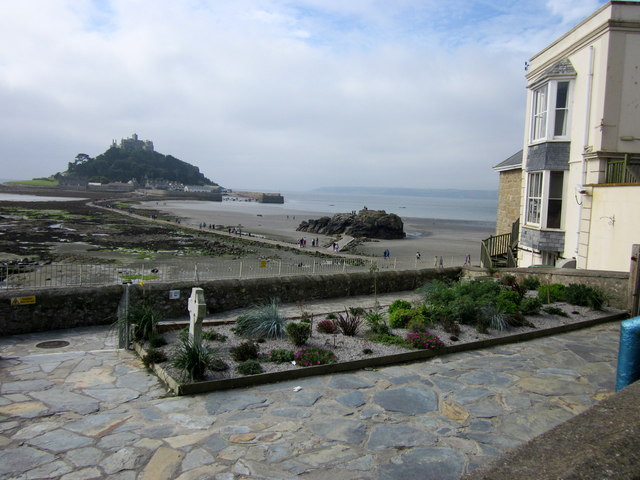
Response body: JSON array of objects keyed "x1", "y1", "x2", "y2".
[{"x1": 0, "y1": 0, "x2": 608, "y2": 192}]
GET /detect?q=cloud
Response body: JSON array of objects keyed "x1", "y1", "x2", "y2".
[{"x1": 0, "y1": 0, "x2": 609, "y2": 190}]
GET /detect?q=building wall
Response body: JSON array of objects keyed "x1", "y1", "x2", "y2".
[
  {"x1": 585, "y1": 185, "x2": 640, "y2": 272},
  {"x1": 496, "y1": 169, "x2": 522, "y2": 235}
]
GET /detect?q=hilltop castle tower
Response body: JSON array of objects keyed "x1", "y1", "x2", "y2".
[{"x1": 111, "y1": 133, "x2": 154, "y2": 152}]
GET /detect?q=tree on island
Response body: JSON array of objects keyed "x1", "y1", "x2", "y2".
[{"x1": 64, "y1": 147, "x2": 217, "y2": 186}]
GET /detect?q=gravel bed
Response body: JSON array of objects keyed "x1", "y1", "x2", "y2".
[{"x1": 146, "y1": 302, "x2": 623, "y2": 384}]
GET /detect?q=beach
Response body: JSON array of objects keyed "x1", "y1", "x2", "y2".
[{"x1": 137, "y1": 199, "x2": 495, "y2": 266}]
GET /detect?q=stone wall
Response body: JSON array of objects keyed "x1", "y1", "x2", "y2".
[
  {"x1": 0, "y1": 268, "x2": 461, "y2": 336},
  {"x1": 463, "y1": 266, "x2": 630, "y2": 309},
  {"x1": 496, "y1": 169, "x2": 522, "y2": 235}
]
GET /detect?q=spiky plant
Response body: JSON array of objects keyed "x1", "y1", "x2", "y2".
[
  {"x1": 128, "y1": 303, "x2": 164, "y2": 342},
  {"x1": 172, "y1": 340, "x2": 227, "y2": 382},
  {"x1": 479, "y1": 305, "x2": 510, "y2": 332},
  {"x1": 233, "y1": 299, "x2": 286, "y2": 339}
]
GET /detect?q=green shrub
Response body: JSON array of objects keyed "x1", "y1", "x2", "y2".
[
  {"x1": 543, "y1": 306, "x2": 569, "y2": 317},
  {"x1": 449, "y1": 296, "x2": 479, "y2": 325},
  {"x1": 142, "y1": 348, "x2": 167, "y2": 368},
  {"x1": 336, "y1": 310, "x2": 362, "y2": 336},
  {"x1": 172, "y1": 340, "x2": 227, "y2": 382},
  {"x1": 497, "y1": 289, "x2": 521, "y2": 306},
  {"x1": 520, "y1": 297, "x2": 543, "y2": 315},
  {"x1": 233, "y1": 299, "x2": 286, "y2": 339},
  {"x1": 364, "y1": 309, "x2": 390, "y2": 335},
  {"x1": 521, "y1": 276, "x2": 541, "y2": 291},
  {"x1": 285, "y1": 322, "x2": 311, "y2": 347},
  {"x1": 264, "y1": 349, "x2": 295, "y2": 363},
  {"x1": 419, "y1": 280, "x2": 457, "y2": 305},
  {"x1": 294, "y1": 346, "x2": 337, "y2": 366},
  {"x1": 388, "y1": 308, "x2": 412, "y2": 328},
  {"x1": 202, "y1": 330, "x2": 227, "y2": 342},
  {"x1": 496, "y1": 299, "x2": 519, "y2": 315},
  {"x1": 230, "y1": 342, "x2": 259, "y2": 362},
  {"x1": 236, "y1": 359, "x2": 263, "y2": 375},
  {"x1": 456, "y1": 279, "x2": 502, "y2": 304},
  {"x1": 537, "y1": 283, "x2": 567, "y2": 304},
  {"x1": 564, "y1": 283, "x2": 607, "y2": 310},
  {"x1": 369, "y1": 333, "x2": 408, "y2": 347},
  {"x1": 500, "y1": 274, "x2": 517, "y2": 287},
  {"x1": 388, "y1": 299, "x2": 413, "y2": 314},
  {"x1": 406, "y1": 314, "x2": 430, "y2": 333}
]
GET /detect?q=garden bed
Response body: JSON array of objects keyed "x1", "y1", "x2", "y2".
[{"x1": 134, "y1": 302, "x2": 627, "y2": 396}]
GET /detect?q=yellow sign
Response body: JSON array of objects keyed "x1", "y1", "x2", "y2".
[
  {"x1": 259, "y1": 260, "x2": 267, "y2": 268},
  {"x1": 11, "y1": 296, "x2": 36, "y2": 306}
]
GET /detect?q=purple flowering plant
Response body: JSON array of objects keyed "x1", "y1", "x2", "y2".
[
  {"x1": 405, "y1": 331, "x2": 444, "y2": 350},
  {"x1": 294, "y1": 346, "x2": 337, "y2": 366}
]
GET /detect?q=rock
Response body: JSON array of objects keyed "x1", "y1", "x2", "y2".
[{"x1": 297, "y1": 209, "x2": 405, "y2": 239}]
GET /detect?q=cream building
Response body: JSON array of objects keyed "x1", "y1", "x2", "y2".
[{"x1": 517, "y1": 1, "x2": 640, "y2": 272}]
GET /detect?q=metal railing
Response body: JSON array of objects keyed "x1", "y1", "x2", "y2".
[{"x1": 1, "y1": 256, "x2": 471, "y2": 290}]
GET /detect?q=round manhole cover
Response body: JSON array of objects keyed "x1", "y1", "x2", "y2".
[{"x1": 36, "y1": 340, "x2": 70, "y2": 349}]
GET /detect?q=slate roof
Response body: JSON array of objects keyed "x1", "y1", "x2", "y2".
[{"x1": 493, "y1": 150, "x2": 523, "y2": 171}]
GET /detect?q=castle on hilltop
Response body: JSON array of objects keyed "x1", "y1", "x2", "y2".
[{"x1": 111, "y1": 133, "x2": 154, "y2": 152}]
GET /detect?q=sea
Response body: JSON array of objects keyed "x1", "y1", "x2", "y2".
[{"x1": 279, "y1": 190, "x2": 497, "y2": 223}]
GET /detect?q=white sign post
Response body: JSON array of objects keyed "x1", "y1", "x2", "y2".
[{"x1": 188, "y1": 287, "x2": 206, "y2": 346}]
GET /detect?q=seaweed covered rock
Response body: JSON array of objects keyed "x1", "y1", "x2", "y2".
[{"x1": 297, "y1": 209, "x2": 405, "y2": 239}]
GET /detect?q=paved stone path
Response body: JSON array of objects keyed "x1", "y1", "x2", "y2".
[{"x1": 0, "y1": 295, "x2": 621, "y2": 480}]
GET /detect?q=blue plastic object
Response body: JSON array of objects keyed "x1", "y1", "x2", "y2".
[{"x1": 615, "y1": 317, "x2": 640, "y2": 391}]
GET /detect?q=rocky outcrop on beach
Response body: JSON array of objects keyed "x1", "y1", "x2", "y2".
[{"x1": 296, "y1": 209, "x2": 405, "y2": 239}]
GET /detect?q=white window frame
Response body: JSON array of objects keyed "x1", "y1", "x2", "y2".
[
  {"x1": 524, "y1": 170, "x2": 565, "y2": 229},
  {"x1": 529, "y1": 80, "x2": 572, "y2": 143},
  {"x1": 526, "y1": 171, "x2": 543, "y2": 226}
]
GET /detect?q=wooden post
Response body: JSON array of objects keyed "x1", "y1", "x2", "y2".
[{"x1": 629, "y1": 244, "x2": 640, "y2": 316}]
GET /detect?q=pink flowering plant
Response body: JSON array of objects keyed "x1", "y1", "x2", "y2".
[
  {"x1": 294, "y1": 346, "x2": 337, "y2": 366},
  {"x1": 405, "y1": 331, "x2": 444, "y2": 350}
]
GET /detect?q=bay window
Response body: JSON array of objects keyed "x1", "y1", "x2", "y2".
[
  {"x1": 525, "y1": 171, "x2": 564, "y2": 229},
  {"x1": 530, "y1": 80, "x2": 571, "y2": 142}
]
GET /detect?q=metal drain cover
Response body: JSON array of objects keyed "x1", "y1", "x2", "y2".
[{"x1": 36, "y1": 340, "x2": 70, "y2": 349}]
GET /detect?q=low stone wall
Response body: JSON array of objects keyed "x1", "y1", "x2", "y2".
[
  {"x1": 0, "y1": 268, "x2": 461, "y2": 336},
  {"x1": 463, "y1": 266, "x2": 630, "y2": 310}
]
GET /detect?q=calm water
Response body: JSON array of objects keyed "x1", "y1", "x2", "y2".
[
  {"x1": 0, "y1": 193, "x2": 86, "y2": 202},
  {"x1": 281, "y1": 191, "x2": 497, "y2": 223}
]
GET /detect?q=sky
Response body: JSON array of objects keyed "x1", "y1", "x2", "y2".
[{"x1": 0, "y1": 0, "x2": 609, "y2": 192}]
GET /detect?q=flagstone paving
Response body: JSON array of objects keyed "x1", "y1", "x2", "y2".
[{"x1": 0, "y1": 297, "x2": 622, "y2": 480}]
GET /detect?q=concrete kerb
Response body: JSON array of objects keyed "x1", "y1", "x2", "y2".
[{"x1": 135, "y1": 311, "x2": 629, "y2": 396}]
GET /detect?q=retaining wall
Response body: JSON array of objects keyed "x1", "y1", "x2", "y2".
[{"x1": 0, "y1": 268, "x2": 461, "y2": 336}]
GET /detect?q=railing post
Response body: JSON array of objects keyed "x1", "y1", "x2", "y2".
[
  {"x1": 312, "y1": 260, "x2": 316, "y2": 274},
  {"x1": 278, "y1": 261, "x2": 282, "y2": 276},
  {"x1": 239, "y1": 261, "x2": 243, "y2": 278},
  {"x1": 343, "y1": 261, "x2": 346, "y2": 272}
]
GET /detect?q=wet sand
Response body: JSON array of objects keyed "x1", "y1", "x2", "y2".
[{"x1": 137, "y1": 199, "x2": 495, "y2": 265}]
